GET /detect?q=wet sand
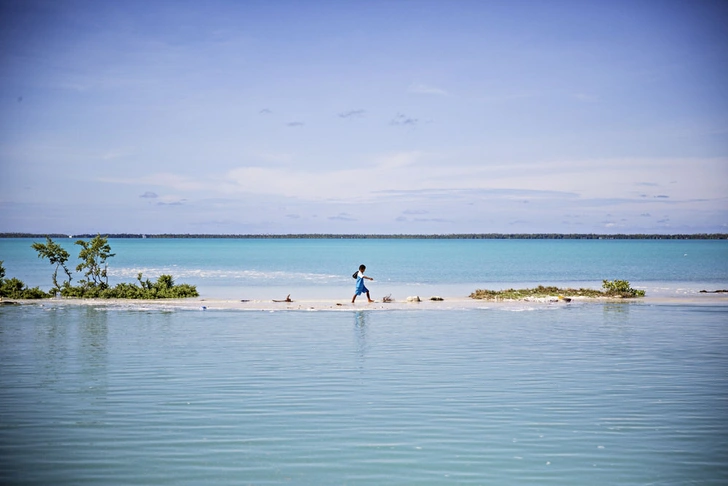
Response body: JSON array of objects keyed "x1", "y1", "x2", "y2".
[{"x1": 4, "y1": 292, "x2": 727, "y2": 311}]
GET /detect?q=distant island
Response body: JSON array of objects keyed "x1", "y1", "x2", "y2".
[{"x1": 1, "y1": 233, "x2": 727, "y2": 240}]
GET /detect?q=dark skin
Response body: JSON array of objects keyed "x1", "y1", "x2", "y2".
[{"x1": 352, "y1": 267, "x2": 374, "y2": 303}]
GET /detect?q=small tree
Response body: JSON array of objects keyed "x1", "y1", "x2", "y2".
[
  {"x1": 75, "y1": 235, "x2": 115, "y2": 289},
  {"x1": 32, "y1": 237, "x2": 73, "y2": 291}
]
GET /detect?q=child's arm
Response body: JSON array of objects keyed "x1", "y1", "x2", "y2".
[{"x1": 364, "y1": 275, "x2": 373, "y2": 281}]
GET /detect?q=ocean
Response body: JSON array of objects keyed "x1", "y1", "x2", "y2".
[
  {"x1": 1, "y1": 238, "x2": 727, "y2": 484},
  {"x1": 2, "y1": 238, "x2": 727, "y2": 299}
]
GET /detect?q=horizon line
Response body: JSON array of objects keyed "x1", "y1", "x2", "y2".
[{"x1": 2, "y1": 233, "x2": 727, "y2": 240}]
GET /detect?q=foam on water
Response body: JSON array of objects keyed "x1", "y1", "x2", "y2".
[{"x1": 108, "y1": 266, "x2": 345, "y2": 283}]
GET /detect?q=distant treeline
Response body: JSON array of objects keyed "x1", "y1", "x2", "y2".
[{"x1": 2, "y1": 233, "x2": 727, "y2": 240}]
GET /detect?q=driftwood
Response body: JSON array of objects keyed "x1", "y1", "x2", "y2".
[{"x1": 273, "y1": 294, "x2": 293, "y2": 302}]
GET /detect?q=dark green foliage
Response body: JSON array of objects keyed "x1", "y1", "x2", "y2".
[
  {"x1": 58, "y1": 273, "x2": 198, "y2": 299},
  {"x1": 19, "y1": 238, "x2": 199, "y2": 300},
  {"x1": 31, "y1": 237, "x2": 72, "y2": 291},
  {"x1": 75, "y1": 235, "x2": 115, "y2": 289},
  {"x1": 2, "y1": 277, "x2": 30, "y2": 298},
  {"x1": 601, "y1": 279, "x2": 645, "y2": 297},
  {"x1": 0, "y1": 261, "x2": 49, "y2": 299}
]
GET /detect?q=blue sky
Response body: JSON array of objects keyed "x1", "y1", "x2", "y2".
[{"x1": 1, "y1": 0, "x2": 726, "y2": 234}]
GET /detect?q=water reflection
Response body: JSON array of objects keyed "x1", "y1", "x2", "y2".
[
  {"x1": 354, "y1": 311, "x2": 368, "y2": 367},
  {"x1": 36, "y1": 306, "x2": 70, "y2": 386},
  {"x1": 602, "y1": 302, "x2": 631, "y2": 324},
  {"x1": 600, "y1": 302, "x2": 636, "y2": 355},
  {"x1": 35, "y1": 307, "x2": 110, "y2": 406},
  {"x1": 79, "y1": 307, "x2": 108, "y2": 378},
  {"x1": 80, "y1": 307, "x2": 108, "y2": 353}
]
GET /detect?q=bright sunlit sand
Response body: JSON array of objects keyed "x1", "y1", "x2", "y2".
[{"x1": 6, "y1": 292, "x2": 727, "y2": 312}]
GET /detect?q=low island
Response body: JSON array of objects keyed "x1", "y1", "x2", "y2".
[{"x1": 469, "y1": 280, "x2": 645, "y2": 301}]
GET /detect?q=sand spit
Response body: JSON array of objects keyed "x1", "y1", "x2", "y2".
[{"x1": 3, "y1": 292, "x2": 727, "y2": 311}]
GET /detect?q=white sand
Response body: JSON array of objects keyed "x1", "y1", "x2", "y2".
[{"x1": 4, "y1": 293, "x2": 727, "y2": 311}]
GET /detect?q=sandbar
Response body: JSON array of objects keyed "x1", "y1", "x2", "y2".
[{"x1": 3, "y1": 293, "x2": 726, "y2": 312}]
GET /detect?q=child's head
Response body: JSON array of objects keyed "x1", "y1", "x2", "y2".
[{"x1": 359, "y1": 264, "x2": 366, "y2": 272}]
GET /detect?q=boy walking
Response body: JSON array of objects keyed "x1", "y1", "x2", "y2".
[{"x1": 352, "y1": 264, "x2": 375, "y2": 303}]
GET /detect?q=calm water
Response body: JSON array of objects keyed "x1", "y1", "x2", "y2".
[
  {"x1": 0, "y1": 303, "x2": 726, "y2": 485},
  {"x1": 1, "y1": 238, "x2": 727, "y2": 484}
]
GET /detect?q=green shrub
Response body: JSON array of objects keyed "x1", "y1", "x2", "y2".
[
  {"x1": 29, "y1": 239, "x2": 198, "y2": 300},
  {"x1": 57, "y1": 273, "x2": 198, "y2": 299},
  {"x1": 470, "y1": 280, "x2": 646, "y2": 300},
  {"x1": 0, "y1": 277, "x2": 49, "y2": 299},
  {"x1": 602, "y1": 279, "x2": 645, "y2": 298},
  {"x1": 19, "y1": 286, "x2": 49, "y2": 299},
  {"x1": 0, "y1": 261, "x2": 48, "y2": 299}
]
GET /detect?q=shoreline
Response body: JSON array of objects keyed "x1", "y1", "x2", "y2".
[{"x1": 3, "y1": 293, "x2": 727, "y2": 311}]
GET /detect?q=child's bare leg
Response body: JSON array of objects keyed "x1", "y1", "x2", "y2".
[
  {"x1": 367, "y1": 291, "x2": 374, "y2": 303},
  {"x1": 352, "y1": 294, "x2": 357, "y2": 303}
]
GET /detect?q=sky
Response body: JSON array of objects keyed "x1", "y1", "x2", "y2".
[{"x1": 1, "y1": 0, "x2": 727, "y2": 235}]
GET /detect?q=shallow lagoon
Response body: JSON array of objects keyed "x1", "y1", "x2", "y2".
[
  {"x1": 1, "y1": 302, "x2": 726, "y2": 485},
  {"x1": 2, "y1": 238, "x2": 727, "y2": 300}
]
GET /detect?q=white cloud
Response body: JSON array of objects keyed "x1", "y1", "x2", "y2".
[
  {"x1": 328, "y1": 212, "x2": 356, "y2": 221},
  {"x1": 223, "y1": 151, "x2": 425, "y2": 200},
  {"x1": 100, "y1": 155, "x2": 728, "y2": 215},
  {"x1": 408, "y1": 83, "x2": 449, "y2": 96},
  {"x1": 100, "y1": 172, "x2": 211, "y2": 192},
  {"x1": 157, "y1": 195, "x2": 187, "y2": 206}
]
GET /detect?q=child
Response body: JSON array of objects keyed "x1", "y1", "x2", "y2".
[{"x1": 352, "y1": 264, "x2": 374, "y2": 303}]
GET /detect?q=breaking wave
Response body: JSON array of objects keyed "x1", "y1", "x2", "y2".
[{"x1": 107, "y1": 267, "x2": 346, "y2": 285}]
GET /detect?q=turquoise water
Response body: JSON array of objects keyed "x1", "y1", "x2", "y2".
[
  {"x1": 1, "y1": 304, "x2": 726, "y2": 484},
  {"x1": 1, "y1": 238, "x2": 727, "y2": 299},
  {"x1": 1, "y1": 238, "x2": 727, "y2": 484}
]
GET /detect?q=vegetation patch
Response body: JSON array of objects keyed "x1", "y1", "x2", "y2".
[
  {"x1": 1, "y1": 235, "x2": 198, "y2": 300},
  {"x1": 470, "y1": 280, "x2": 645, "y2": 301},
  {"x1": 0, "y1": 262, "x2": 47, "y2": 299}
]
